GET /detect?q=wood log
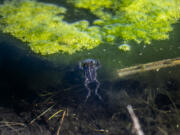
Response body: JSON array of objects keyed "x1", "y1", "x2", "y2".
[{"x1": 117, "y1": 57, "x2": 180, "y2": 77}]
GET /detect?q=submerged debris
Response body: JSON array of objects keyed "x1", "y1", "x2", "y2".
[{"x1": 117, "y1": 57, "x2": 180, "y2": 77}]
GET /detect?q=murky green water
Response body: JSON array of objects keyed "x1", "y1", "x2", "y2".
[
  {"x1": 41, "y1": 21, "x2": 180, "y2": 80},
  {"x1": 0, "y1": 0, "x2": 180, "y2": 135},
  {"x1": 0, "y1": 0, "x2": 180, "y2": 103}
]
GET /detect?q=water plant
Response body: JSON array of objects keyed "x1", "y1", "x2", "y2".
[
  {"x1": 0, "y1": 0, "x2": 180, "y2": 55},
  {"x1": 118, "y1": 44, "x2": 131, "y2": 52},
  {"x1": 0, "y1": 0, "x2": 101, "y2": 55},
  {"x1": 69, "y1": 0, "x2": 180, "y2": 44}
]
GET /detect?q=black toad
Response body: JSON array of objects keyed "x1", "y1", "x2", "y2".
[{"x1": 79, "y1": 59, "x2": 103, "y2": 102}]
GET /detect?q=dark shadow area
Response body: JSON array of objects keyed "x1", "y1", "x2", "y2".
[{"x1": 0, "y1": 42, "x2": 61, "y2": 108}]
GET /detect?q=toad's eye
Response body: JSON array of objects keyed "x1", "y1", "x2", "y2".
[
  {"x1": 91, "y1": 60, "x2": 97, "y2": 65},
  {"x1": 90, "y1": 61, "x2": 94, "y2": 66}
]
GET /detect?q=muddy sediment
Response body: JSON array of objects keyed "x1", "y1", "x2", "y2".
[{"x1": 0, "y1": 66, "x2": 180, "y2": 135}]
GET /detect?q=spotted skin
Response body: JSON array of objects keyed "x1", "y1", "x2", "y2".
[{"x1": 79, "y1": 59, "x2": 102, "y2": 102}]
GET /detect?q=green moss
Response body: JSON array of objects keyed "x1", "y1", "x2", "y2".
[
  {"x1": 0, "y1": 0, "x2": 180, "y2": 55},
  {"x1": 70, "y1": 0, "x2": 180, "y2": 45},
  {"x1": 0, "y1": 0, "x2": 101, "y2": 55}
]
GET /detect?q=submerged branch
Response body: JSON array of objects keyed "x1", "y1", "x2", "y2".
[
  {"x1": 30, "y1": 104, "x2": 55, "y2": 125},
  {"x1": 127, "y1": 105, "x2": 145, "y2": 135},
  {"x1": 56, "y1": 109, "x2": 66, "y2": 135},
  {"x1": 117, "y1": 57, "x2": 180, "y2": 77}
]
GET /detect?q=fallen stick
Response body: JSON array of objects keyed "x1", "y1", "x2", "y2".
[
  {"x1": 0, "y1": 121, "x2": 26, "y2": 127},
  {"x1": 30, "y1": 104, "x2": 55, "y2": 124},
  {"x1": 127, "y1": 105, "x2": 144, "y2": 135},
  {"x1": 117, "y1": 57, "x2": 180, "y2": 77},
  {"x1": 56, "y1": 109, "x2": 66, "y2": 135}
]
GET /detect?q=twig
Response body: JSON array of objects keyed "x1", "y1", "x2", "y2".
[
  {"x1": 56, "y1": 109, "x2": 66, "y2": 135},
  {"x1": 127, "y1": 105, "x2": 145, "y2": 135},
  {"x1": 0, "y1": 121, "x2": 27, "y2": 135},
  {"x1": 164, "y1": 90, "x2": 180, "y2": 116},
  {"x1": 0, "y1": 121, "x2": 26, "y2": 127},
  {"x1": 88, "y1": 126, "x2": 109, "y2": 133},
  {"x1": 157, "y1": 127, "x2": 168, "y2": 135},
  {"x1": 48, "y1": 109, "x2": 63, "y2": 120},
  {"x1": 2, "y1": 121, "x2": 23, "y2": 134},
  {"x1": 30, "y1": 104, "x2": 55, "y2": 124}
]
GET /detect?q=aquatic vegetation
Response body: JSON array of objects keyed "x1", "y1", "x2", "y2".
[
  {"x1": 0, "y1": 0, "x2": 101, "y2": 55},
  {"x1": 118, "y1": 44, "x2": 131, "y2": 52},
  {"x1": 70, "y1": 0, "x2": 180, "y2": 44},
  {"x1": 0, "y1": 0, "x2": 180, "y2": 55}
]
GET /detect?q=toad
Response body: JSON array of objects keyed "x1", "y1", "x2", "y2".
[{"x1": 79, "y1": 59, "x2": 103, "y2": 102}]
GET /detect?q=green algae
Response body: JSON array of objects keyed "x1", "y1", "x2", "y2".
[
  {"x1": 0, "y1": 0, "x2": 101, "y2": 55},
  {"x1": 70, "y1": 0, "x2": 180, "y2": 44},
  {"x1": 118, "y1": 44, "x2": 131, "y2": 52},
  {"x1": 0, "y1": 0, "x2": 180, "y2": 55}
]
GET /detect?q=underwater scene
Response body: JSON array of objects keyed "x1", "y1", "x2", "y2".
[{"x1": 0, "y1": 0, "x2": 180, "y2": 135}]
